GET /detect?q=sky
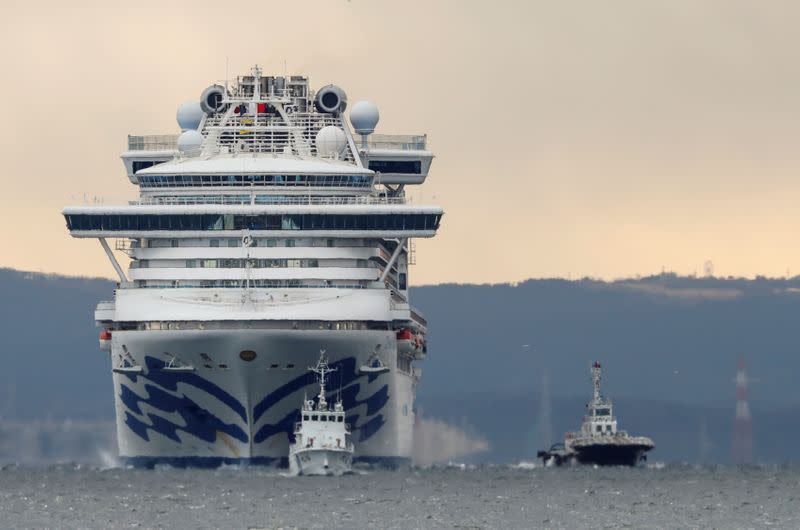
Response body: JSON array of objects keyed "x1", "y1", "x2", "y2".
[{"x1": 1, "y1": 0, "x2": 800, "y2": 285}]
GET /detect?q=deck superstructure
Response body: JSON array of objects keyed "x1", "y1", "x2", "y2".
[{"x1": 64, "y1": 66, "x2": 442, "y2": 467}]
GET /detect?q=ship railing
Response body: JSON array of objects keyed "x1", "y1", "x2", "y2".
[
  {"x1": 137, "y1": 179, "x2": 373, "y2": 190},
  {"x1": 131, "y1": 195, "x2": 409, "y2": 206},
  {"x1": 199, "y1": 112, "x2": 357, "y2": 162},
  {"x1": 128, "y1": 135, "x2": 179, "y2": 151},
  {"x1": 365, "y1": 134, "x2": 427, "y2": 150},
  {"x1": 133, "y1": 283, "x2": 369, "y2": 290}
]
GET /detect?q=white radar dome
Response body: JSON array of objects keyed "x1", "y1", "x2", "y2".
[
  {"x1": 315, "y1": 126, "x2": 347, "y2": 158},
  {"x1": 177, "y1": 130, "x2": 203, "y2": 154},
  {"x1": 349, "y1": 101, "x2": 380, "y2": 135},
  {"x1": 176, "y1": 101, "x2": 203, "y2": 131}
]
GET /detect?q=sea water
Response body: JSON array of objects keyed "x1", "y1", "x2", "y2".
[{"x1": 0, "y1": 463, "x2": 796, "y2": 528}]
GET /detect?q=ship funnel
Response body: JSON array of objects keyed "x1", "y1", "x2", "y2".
[
  {"x1": 200, "y1": 84, "x2": 229, "y2": 114},
  {"x1": 314, "y1": 85, "x2": 348, "y2": 114}
]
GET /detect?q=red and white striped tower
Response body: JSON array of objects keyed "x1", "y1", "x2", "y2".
[{"x1": 732, "y1": 356, "x2": 753, "y2": 464}]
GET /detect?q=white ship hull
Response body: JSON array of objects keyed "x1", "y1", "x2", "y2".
[
  {"x1": 110, "y1": 328, "x2": 415, "y2": 468},
  {"x1": 289, "y1": 447, "x2": 353, "y2": 476}
]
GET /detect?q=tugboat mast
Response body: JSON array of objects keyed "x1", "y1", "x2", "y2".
[
  {"x1": 592, "y1": 361, "x2": 602, "y2": 402},
  {"x1": 310, "y1": 350, "x2": 336, "y2": 410}
]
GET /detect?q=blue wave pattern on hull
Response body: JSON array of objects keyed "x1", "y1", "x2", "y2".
[
  {"x1": 118, "y1": 355, "x2": 391, "y2": 448},
  {"x1": 121, "y1": 384, "x2": 248, "y2": 444},
  {"x1": 121, "y1": 357, "x2": 247, "y2": 421}
]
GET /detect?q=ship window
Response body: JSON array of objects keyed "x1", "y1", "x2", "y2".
[
  {"x1": 303, "y1": 415, "x2": 309, "y2": 421},
  {"x1": 266, "y1": 239, "x2": 277, "y2": 247},
  {"x1": 329, "y1": 415, "x2": 335, "y2": 421},
  {"x1": 132, "y1": 161, "x2": 156, "y2": 173},
  {"x1": 210, "y1": 239, "x2": 219, "y2": 247},
  {"x1": 64, "y1": 213, "x2": 442, "y2": 233},
  {"x1": 368, "y1": 160, "x2": 421, "y2": 174},
  {"x1": 596, "y1": 408, "x2": 610, "y2": 416},
  {"x1": 320, "y1": 415, "x2": 327, "y2": 422},
  {"x1": 311, "y1": 415, "x2": 318, "y2": 421},
  {"x1": 596, "y1": 425, "x2": 602, "y2": 433},
  {"x1": 286, "y1": 239, "x2": 295, "y2": 247},
  {"x1": 606, "y1": 425, "x2": 612, "y2": 432},
  {"x1": 337, "y1": 416, "x2": 343, "y2": 422},
  {"x1": 186, "y1": 260, "x2": 196, "y2": 268},
  {"x1": 171, "y1": 239, "x2": 179, "y2": 247},
  {"x1": 228, "y1": 239, "x2": 238, "y2": 247},
  {"x1": 399, "y1": 273, "x2": 407, "y2": 290}
]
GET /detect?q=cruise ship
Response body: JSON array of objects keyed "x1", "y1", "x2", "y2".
[{"x1": 62, "y1": 66, "x2": 443, "y2": 468}]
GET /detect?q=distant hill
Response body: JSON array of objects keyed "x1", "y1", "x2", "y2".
[{"x1": 2, "y1": 268, "x2": 799, "y2": 463}]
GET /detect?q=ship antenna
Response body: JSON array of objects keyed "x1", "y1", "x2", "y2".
[{"x1": 592, "y1": 361, "x2": 602, "y2": 402}]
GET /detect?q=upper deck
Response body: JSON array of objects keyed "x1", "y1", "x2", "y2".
[{"x1": 66, "y1": 67, "x2": 443, "y2": 303}]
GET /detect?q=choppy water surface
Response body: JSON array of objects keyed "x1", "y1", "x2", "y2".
[{"x1": 0, "y1": 463, "x2": 797, "y2": 528}]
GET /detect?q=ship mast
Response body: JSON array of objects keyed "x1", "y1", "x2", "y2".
[
  {"x1": 592, "y1": 361, "x2": 602, "y2": 402},
  {"x1": 310, "y1": 350, "x2": 336, "y2": 410}
]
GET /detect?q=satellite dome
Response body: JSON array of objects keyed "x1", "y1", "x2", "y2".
[
  {"x1": 177, "y1": 130, "x2": 203, "y2": 155},
  {"x1": 349, "y1": 101, "x2": 380, "y2": 135},
  {"x1": 176, "y1": 101, "x2": 203, "y2": 131},
  {"x1": 315, "y1": 126, "x2": 347, "y2": 158}
]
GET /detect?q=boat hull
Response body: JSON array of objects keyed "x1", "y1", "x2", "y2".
[
  {"x1": 109, "y1": 328, "x2": 415, "y2": 468},
  {"x1": 571, "y1": 443, "x2": 652, "y2": 467},
  {"x1": 289, "y1": 447, "x2": 353, "y2": 476}
]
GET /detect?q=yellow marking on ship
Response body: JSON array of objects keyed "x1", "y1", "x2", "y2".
[{"x1": 217, "y1": 431, "x2": 240, "y2": 457}]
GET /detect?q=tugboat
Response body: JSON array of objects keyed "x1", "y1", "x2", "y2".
[
  {"x1": 538, "y1": 361, "x2": 654, "y2": 467},
  {"x1": 289, "y1": 351, "x2": 354, "y2": 476}
]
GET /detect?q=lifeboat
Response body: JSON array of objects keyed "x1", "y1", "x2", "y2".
[
  {"x1": 396, "y1": 328, "x2": 426, "y2": 358},
  {"x1": 359, "y1": 353, "x2": 390, "y2": 375},
  {"x1": 99, "y1": 329, "x2": 112, "y2": 351}
]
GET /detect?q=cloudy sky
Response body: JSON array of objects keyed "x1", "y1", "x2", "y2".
[{"x1": 1, "y1": 0, "x2": 799, "y2": 284}]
